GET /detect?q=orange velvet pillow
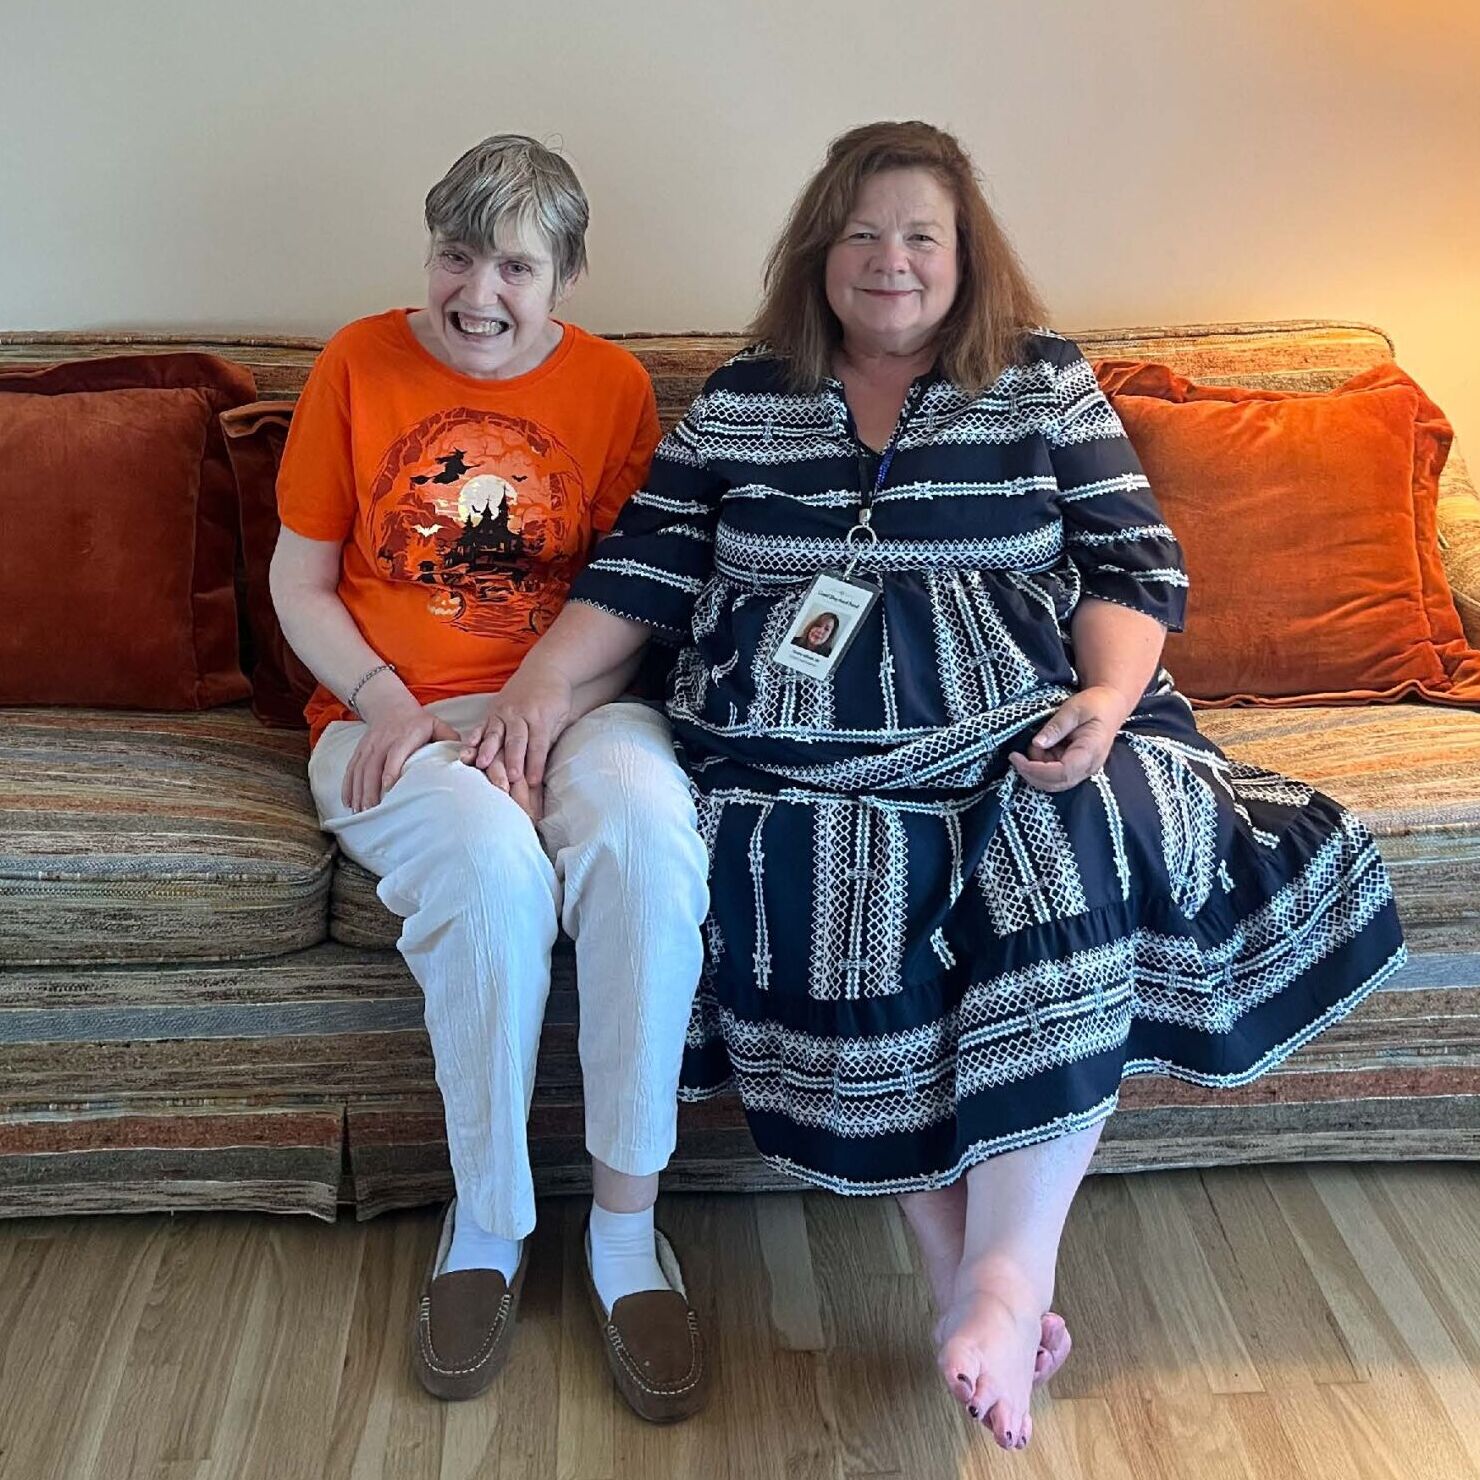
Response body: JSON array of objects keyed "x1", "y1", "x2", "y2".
[
  {"x1": 221, "y1": 401, "x2": 316, "y2": 727},
  {"x1": 0, "y1": 354, "x2": 257, "y2": 708},
  {"x1": 1094, "y1": 360, "x2": 1480, "y2": 707}
]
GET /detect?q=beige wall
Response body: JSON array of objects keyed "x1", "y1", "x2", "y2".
[{"x1": 4, "y1": 0, "x2": 1478, "y2": 449}]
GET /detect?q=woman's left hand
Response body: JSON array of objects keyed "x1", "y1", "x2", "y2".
[
  {"x1": 460, "y1": 664, "x2": 577, "y2": 822},
  {"x1": 1009, "y1": 684, "x2": 1133, "y2": 792}
]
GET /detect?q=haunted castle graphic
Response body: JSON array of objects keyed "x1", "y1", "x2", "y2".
[
  {"x1": 367, "y1": 407, "x2": 587, "y2": 639},
  {"x1": 446, "y1": 484, "x2": 528, "y2": 577}
]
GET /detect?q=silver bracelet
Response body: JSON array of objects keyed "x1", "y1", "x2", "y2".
[{"x1": 346, "y1": 661, "x2": 396, "y2": 717}]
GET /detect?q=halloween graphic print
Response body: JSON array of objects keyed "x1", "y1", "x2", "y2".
[{"x1": 367, "y1": 406, "x2": 587, "y2": 639}]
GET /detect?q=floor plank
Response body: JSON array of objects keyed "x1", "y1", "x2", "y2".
[
  {"x1": 1126, "y1": 1171, "x2": 1263, "y2": 1395},
  {"x1": 0, "y1": 1165, "x2": 1476, "y2": 1480}
]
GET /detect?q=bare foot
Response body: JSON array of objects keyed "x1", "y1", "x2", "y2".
[
  {"x1": 1034, "y1": 1310, "x2": 1071, "y2": 1387},
  {"x1": 932, "y1": 1302, "x2": 1073, "y2": 1389},
  {"x1": 937, "y1": 1269, "x2": 1042, "y2": 1451}
]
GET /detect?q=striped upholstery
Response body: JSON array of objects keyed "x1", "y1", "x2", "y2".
[
  {"x1": 3, "y1": 937, "x2": 1471, "y2": 1219},
  {"x1": 330, "y1": 855, "x2": 397, "y2": 949},
  {"x1": 0, "y1": 321, "x2": 1476, "y2": 1219},
  {"x1": 0, "y1": 1106, "x2": 344, "y2": 1218},
  {"x1": 341, "y1": 704, "x2": 1480, "y2": 1213},
  {"x1": 344, "y1": 953, "x2": 1480, "y2": 1215},
  {"x1": 0, "y1": 947, "x2": 396, "y2": 1217},
  {"x1": 0, "y1": 709, "x2": 324, "y2": 964},
  {"x1": 1200, "y1": 705, "x2": 1480, "y2": 950},
  {"x1": 0, "y1": 317, "x2": 1407, "y2": 419},
  {"x1": 331, "y1": 704, "x2": 1480, "y2": 956}
]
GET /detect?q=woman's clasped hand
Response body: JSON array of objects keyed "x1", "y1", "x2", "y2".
[{"x1": 459, "y1": 663, "x2": 578, "y2": 819}]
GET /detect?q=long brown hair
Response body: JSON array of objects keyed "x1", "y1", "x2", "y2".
[{"x1": 749, "y1": 121, "x2": 1047, "y2": 394}]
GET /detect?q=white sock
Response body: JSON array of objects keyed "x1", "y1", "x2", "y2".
[
  {"x1": 443, "y1": 1202, "x2": 522, "y2": 1282},
  {"x1": 588, "y1": 1201, "x2": 670, "y2": 1314}
]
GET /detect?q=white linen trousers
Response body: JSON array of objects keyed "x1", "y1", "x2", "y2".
[{"x1": 309, "y1": 696, "x2": 709, "y2": 1239}]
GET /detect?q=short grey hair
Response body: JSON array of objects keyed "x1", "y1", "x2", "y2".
[{"x1": 424, "y1": 135, "x2": 589, "y2": 287}]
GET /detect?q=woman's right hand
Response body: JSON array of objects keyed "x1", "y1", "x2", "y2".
[
  {"x1": 342, "y1": 693, "x2": 462, "y2": 813},
  {"x1": 461, "y1": 663, "x2": 577, "y2": 819},
  {"x1": 270, "y1": 529, "x2": 463, "y2": 813}
]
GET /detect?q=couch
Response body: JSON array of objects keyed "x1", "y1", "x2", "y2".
[{"x1": 1, "y1": 320, "x2": 1477, "y2": 1220}]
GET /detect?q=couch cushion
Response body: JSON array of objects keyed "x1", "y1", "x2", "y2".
[
  {"x1": 328, "y1": 703, "x2": 1480, "y2": 956},
  {"x1": 1096, "y1": 361, "x2": 1480, "y2": 708},
  {"x1": 221, "y1": 400, "x2": 318, "y2": 729},
  {"x1": 0, "y1": 708, "x2": 329, "y2": 964},
  {"x1": 1200, "y1": 703, "x2": 1480, "y2": 949},
  {"x1": 0, "y1": 354, "x2": 257, "y2": 710},
  {"x1": 330, "y1": 854, "x2": 400, "y2": 950}
]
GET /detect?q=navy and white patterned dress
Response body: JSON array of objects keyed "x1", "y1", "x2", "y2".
[{"x1": 569, "y1": 333, "x2": 1407, "y2": 1194}]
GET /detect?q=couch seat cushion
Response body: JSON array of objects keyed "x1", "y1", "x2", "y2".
[
  {"x1": 1200, "y1": 702, "x2": 1480, "y2": 948},
  {"x1": 0, "y1": 709, "x2": 328, "y2": 964},
  {"x1": 331, "y1": 854, "x2": 400, "y2": 950},
  {"x1": 328, "y1": 702, "x2": 1480, "y2": 956}
]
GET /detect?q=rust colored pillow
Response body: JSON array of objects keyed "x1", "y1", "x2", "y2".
[
  {"x1": 0, "y1": 354, "x2": 256, "y2": 708},
  {"x1": 221, "y1": 400, "x2": 316, "y2": 727},
  {"x1": 1094, "y1": 360, "x2": 1480, "y2": 707}
]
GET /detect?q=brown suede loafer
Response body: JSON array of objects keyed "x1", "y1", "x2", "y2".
[
  {"x1": 411, "y1": 1199, "x2": 527, "y2": 1401},
  {"x1": 584, "y1": 1222, "x2": 709, "y2": 1424}
]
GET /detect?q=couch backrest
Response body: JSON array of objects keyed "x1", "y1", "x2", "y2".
[{"x1": 1, "y1": 320, "x2": 1471, "y2": 499}]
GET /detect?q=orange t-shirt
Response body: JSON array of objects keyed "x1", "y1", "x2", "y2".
[{"x1": 277, "y1": 310, "x2": 660, "y2": 745}]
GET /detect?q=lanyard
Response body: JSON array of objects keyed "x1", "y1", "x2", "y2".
[
  {"x1": 844, "y1": 447, "x2": 892, "y2": 576},
  {"x1": 855, "y1": 445, "x2": 897, "y2": 529},
  {"x1": 840, "y1": 374, "x2": 926, "y2": 576}
]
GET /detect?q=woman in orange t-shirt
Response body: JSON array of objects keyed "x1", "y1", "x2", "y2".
[{"x1": 270, "y1": 135, "x2": 709, "y2": 1421}]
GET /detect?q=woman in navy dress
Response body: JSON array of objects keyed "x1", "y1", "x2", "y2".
[{"x1": 466, "y1": 121, "x2": 1406, "y2": 1450}]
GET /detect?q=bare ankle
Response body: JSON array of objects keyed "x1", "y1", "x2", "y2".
[
  {"x1": 951, "y1": 1253, "x2": 1047, "y2": 1316},
  {"x1": 896, "y1": 1188, "x2": 966, "y2": 1257}
]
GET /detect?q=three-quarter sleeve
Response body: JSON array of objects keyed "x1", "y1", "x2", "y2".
[
  {"x1": 567, "y1": 387, "x2": 725, "y2": 643},
  {"x1": 1044, "y1": 340, "x2": 1189, "y2": 632}
]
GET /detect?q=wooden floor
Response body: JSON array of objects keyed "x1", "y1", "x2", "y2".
[{"x1": 1, "y1": 1164, "x2": 1478, "y2": 1480}]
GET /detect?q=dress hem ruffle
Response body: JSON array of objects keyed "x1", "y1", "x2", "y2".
[{"x1": 688, "y1": 941, "x2": 1406, "y2": 1197}]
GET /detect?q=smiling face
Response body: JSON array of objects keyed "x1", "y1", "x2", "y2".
[
  {"x1": 414, "y1": 229, "x2": 565, "y2": 380},
  {"x1": 805, "y1": 613, "x2": 838, "y2": 649},
  {"x1": 824, "y1": 167, "x2": 959, "y2": 359}
]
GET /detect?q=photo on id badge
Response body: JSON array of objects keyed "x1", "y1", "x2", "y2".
[{"x1": 773, "y1": 572, "x2": 879, "y2": 679}]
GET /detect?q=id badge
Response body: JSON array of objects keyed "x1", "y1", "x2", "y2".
[{"x1": 772, "y1": 570, "x2": 881, "y2": 679}]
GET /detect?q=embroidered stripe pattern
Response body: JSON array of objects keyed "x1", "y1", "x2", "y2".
[{"x1": 569, "y1": 333, "x2": 1405, "y2": 1196}]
